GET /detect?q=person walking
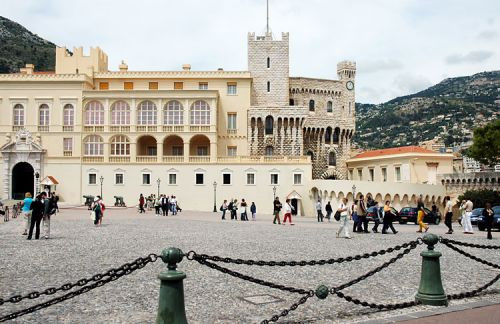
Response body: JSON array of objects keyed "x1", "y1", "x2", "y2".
[
  {"x1": 482, "y1": 202, "x2": 494, "y2": 240},
  {"x1": 240, "y1": 199, "x2": 248, "y2": 221},
  {"x1": 462, "y1": 199, "x2": 474, "y2": 234},
  {"x1": 325, "y1": 201, "x2": 333, "y2": 222},
  {"x1": 231, "y1": 199, "x2": 238, "y2": 220},
  {"x1": 250, "y1": 202, "x2": 257, "y2": 221},
  {"x1": 27, "y1": 194, "x2": 44, "y2": 240},
  {"x1": 458, "y1": 200, "x2": 466, "y2": 227},
  {"x1": 97, "y1": 196, "x2": 105, "y2": 225},
  {"x1": 381, "y1": 201, "x2": 398, "y2": 234},
  {"x1": 372, "y1": 202, "x2": 382, "y2": 233},
  {"x1": 42, "y1": 192, "x2": 55, "y2": 239},
  {"x1": 336, "y1": 198, "x2": 351, "y2": 239},
  {"x1": 273, "y1": 197, "x2": 282, "y2": 225},
  {"x1": 228, "y1": 199, "x2": 234, "y2": 220},
  {"x1": 444, "y1": 196, "x2": 453, "y2": 234},
  {"x1": 221, "y1": 199, "x2": 228, "y2": 220},
  {"x1": 161, "y1": 195, "x2": 169, "y2": 216},
  {"x1": 171, "y1": 196, "x2": 178, "y2": 215},
  {"x1": 357, "y1": 195, "x2": 368, "y2": 233},
  {"x1": 416, "y1": 195, "x2": 429, "y2": 233},
  {"x1": 316, "y1": 200, "x2": 323, "y2": 222},
  {"x1": 21, "y1": 192, "x2": 33, "y2": 235},
  {"x1": 139, "y1": 194, "x2": 145, "y2": 213},
  {"x1": 282, "y1": 199, "x2": 294, "y2": 225},
  {"x1": 351, "y1": 200, "x2": 358, "y2": 232},
  {"x1": 155, "y1": 196, "x2": 161, "y2": 216},
  {"x1": 92, "y1": 197, "x2": 102, "y2": 226}
]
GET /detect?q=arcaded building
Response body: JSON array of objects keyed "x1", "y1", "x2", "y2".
[{"x1": 0, "y1": 30, "x2": 358, "y2": 214}]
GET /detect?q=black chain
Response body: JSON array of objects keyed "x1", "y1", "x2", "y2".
[
  {"x1": 261, "y1": 293, "x2": 314, "y2": 324},
  {"x1": 447, "y1": 273, "x2": 500, "y2": 300},
  {"x1": 187, "y1": 240, "x2": 419, "y2": 267},
  {"x1": 194, "y1": 256, "x2": 312, "y2": 295},
  {"x1": 334, "y1": 291, "x2": 418, "y2": 310},
  {"x1": 0, "y1": 254, "x2": 159, "y2": 322},
  {"x1": 440, "y1": 238, "x2": 500, "y2": 250},
  {"x1": 441, "y1": 241, "x2": 499, "y2": 269}
]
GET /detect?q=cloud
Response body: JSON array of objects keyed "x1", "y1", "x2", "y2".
[
  {"x1": 359, "y1": 59, "x2": 404, "y2": 74},
  {"x1": 393, "y1": 74, "x2": 432, "y2": 94},
  {"x1": 477, "y1": 30, "x2": 498, "y2": 40},
  {"x1": 445, "y1": 50, "x2": 494, "y2": 64}
]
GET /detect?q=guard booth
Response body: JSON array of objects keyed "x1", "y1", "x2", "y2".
[{"x1": 40, "y1": 176, "x2": 59, "y2": 197}]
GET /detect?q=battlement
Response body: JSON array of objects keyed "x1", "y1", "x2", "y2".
[
  {"x1": 55, "y1": 46, "x2": 109, "y2": 76},
  {"x1": 337, "y1": 60, "x2": 356, "y2": 80},
  {"x1": 248, "y1": 32, "x2": 289, "y2": 42}
]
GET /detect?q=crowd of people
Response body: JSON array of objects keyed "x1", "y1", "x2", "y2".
[
  {"x1": 21, "y1": 190, "x2": 59, "y2": 240},
  {"x1": 220, "y1": 199, "x2": 257, "y2": 221},
  {"x1": 138, "y1": 194, "x2": 182, "y2": 216}
]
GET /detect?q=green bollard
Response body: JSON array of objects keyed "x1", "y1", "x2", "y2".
[
  {"x1": 415, "y1": 234, "x2": 448, "y2": 306},
  {"x1": 156, "y1": 247, "x2": 188, "y2": 324}
]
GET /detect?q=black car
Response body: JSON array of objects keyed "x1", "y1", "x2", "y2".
[
  {"x1": 477, "y1": 206, "x2": 500, "y2": 231},
  {"x1": 365, "y1": 206, "x2": 399, "y2": 222},
  {"x1": 469, "y1": 208, "x2": 484, "y2": 225},
  {"x1": 398, "y1": 207, "x2": 441, "y2": 225}
]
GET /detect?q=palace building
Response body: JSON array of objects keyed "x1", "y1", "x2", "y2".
[{"x1": 0, "y1": 31, "x2": 358, "y2": 214}]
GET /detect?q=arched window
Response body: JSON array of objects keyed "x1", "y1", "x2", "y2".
[
  {"x1": 309, "y1": 99, "x2": 315, "y2": 111},
  {"x1": 110, "y1": 135, "x2": 130, "y2": 156},
  {"x1": 111, "y1": 101, "x2": 130, "y2": 125},
  {"x1": 267, "y1": 57, "x2": 270, "y2": 68},
  {"x1": 63, "y1": 104, "x2": 74, "y2": 126},
  {"x1": 327, "y1": 101, "x2": 333, "y2": 112},
  {"x1": 325, "y1": 127, "x2": 332, "y2": 142},
  {"x1": 333, "y1": 127, "x2": 340, "y2": 144},
  {"x1": 83, "y1": 135, "x2": 103, "y2": 156},
  {"x1": 329, "y1": 152, "x2": 336, "y2": 166},
  {"x1": 137, "y1": 100, "x2": 157, "y2": 125},
  {"x1": 84, "y1": 101, "x2": 104, "y2": 125},
  {"x1": 190, "y1": 100, "x2": 210, "y2": 125},
  {"x1": 164, "y1": 100, "x2": 183, "y2": 125},
  {"x1": 39, "y1": 104, "x2": 50, "y2": 126},
  {"x1": 265, "y1": 146, "x2": 273, "y2": 156},
  {"x1": 307, "y1": 151, "x2": 314, "y2": 161},
  {"x1": 13, "y1": 104, "x2": 24, "y2": 126},
  {"x1": 265, "y1": 115, "x2": 273, "y2": 135}
]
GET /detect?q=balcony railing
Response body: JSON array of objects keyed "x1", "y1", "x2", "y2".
[
  {"x1": 109, "y1": 156, "x2": 131, "y2": 163},
  {"x1": 162, "y1": 125, "x2": 185, "y2": 132},
  {"x1": 83, "y1": 126, "x2": 104, "y2": 132},
  {"x1": 189, "y1": 156, "x2": 210, "y2": 163},
  {"x1": 38, "y1": 126, "x2": 49, "y2": 132},
  {"x1": 109, "y1": 126, "x2": 131, "y2": 132},
  {"x1": 82, "y1": 156, "x2": 104, "y2": 163},
  {"x1": 12, "y1": 126, "x2": 24, "y2": 131},
  {"x1": 189, "y1": 125, "x2": 211, "y2": 132},
  {"x1": 136, "y1": 156, "x2": 157, "y2": 163},
  {"x1": 162, "y1": 156, "x2": 184, "y2": 163},
  {"x1": 227, "y1": 129, "x2": 237, "y2": 135},
  {"x1": 63, "y1": 151, "x2": 72, "y2": 157},
  {"x1": 62, "y1": 126, "x2": 74, "y2": 132}
]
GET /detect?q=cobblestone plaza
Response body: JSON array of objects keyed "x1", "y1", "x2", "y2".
[{"x1": 0, "y1": 208, "x2": 498, "y2": 323}]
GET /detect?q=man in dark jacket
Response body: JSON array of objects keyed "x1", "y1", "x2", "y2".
[
  {"x1": 28, "y1": 194, "x2": 45, "y2": 240},
  {"x1": 42, "y1": 193, "x2": 54, "y2": 239},
  {"x1": 273, "y1": 197, "x2": 282, "y2": 224}
]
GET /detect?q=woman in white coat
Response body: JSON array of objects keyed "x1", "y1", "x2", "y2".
[{"x1": 336, "y1": 198, "x2": 351, "y2": 239}]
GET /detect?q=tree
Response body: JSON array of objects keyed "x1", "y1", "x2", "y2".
[
  {"x1": 465, "y1": 119, "x2": 500, "y2": 167},
  {"x1": 457, "y1": 189, "x2": 500, "y2": 208}
]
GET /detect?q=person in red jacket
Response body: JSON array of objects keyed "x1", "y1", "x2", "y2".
[{"x1": 139, "y1": 194, "x2": 145, "y2": 213}]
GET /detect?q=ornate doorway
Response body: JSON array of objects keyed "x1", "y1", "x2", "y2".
[{"x1": 11, "y1": 162, "x2": 34, "y2": 199}]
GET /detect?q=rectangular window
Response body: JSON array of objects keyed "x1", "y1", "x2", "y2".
[
  {"x1": 382, "y1": 167, "x2": 387, "y2": 182},
  {"x1": 115, "y1": 173, "x2": 124, "y2": 185},
  {"x1": 195, "y1": 173, "x2": 204, "y2": 185},
  {"x1": 174, "y1": 82, "x2": 183, "y2": 90},
  {"x1": 395, "y1": 166, "x2": 401, "y2": 182},
  {"x1": 142, "y1": 173, "x2": 151, "y2": 185},
  {"x1": 89, "y1": 173, "x2": 97, "y2": 185},
  {"x1": 63, "y1": 138, "x2": 73, "y2": 151},
  {"x1": 349, "y1": 169, "x2": 354, "y2": 180},
  {"x1": 169, "y1": 173, "x2": 177, "y2": 185},
  {"x1": 124, "y1": 82, "x2": 134, "y2": 90},
  {"x1": 197, "y1": 146, "x2": 208, "y2": 156},
  {"x1": 222, "y1": 173, "x2": 231, "y2": 185},
  {"x1": 270, "y1": 173, "x2": 279, "y2": 185},
  {"x1": 227, "y1": 82, "x2": 237, "y2": 95},
  {"x1": 267, "y1": 81, "x2": 270, "y2": 92},
  {"x1": 369, "y1": 168, "x2": 374, "y2": 181},
  {"x1": 227, "y1": 146, "x2": 237, "y2": 156},
  {"x1": 227, "y1": 113, "x2": 237, "y2": 130},
  {"x1": 147, "y1": 146, "x2": 157, "y2": 156},
  {"x1": 172, "y1": 146, "x2": 183, "y2": 156},
  {"x1": 149, "y1": 82, "x2": 158, "y2": 90},
  {"x1": 246, "y1": 173, "x2": 255, "y2": 185},
  {"x1": 293, "y1": 173, "x2": 302, "y2": 185},
  {"x1": 99, "y1": 82, "x2": 109, "y2": 90},
  {"x1": 357, "y1": 169, "x2": 362, "y2": 180},
  {"x1": 198, "y1": 82, "x2": 208, "y2": 90}
]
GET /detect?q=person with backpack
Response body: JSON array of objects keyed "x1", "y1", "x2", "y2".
[
  {"x1": 220, "y1": 199, "x2": 228, "y2": 220},
  {"x1": 325, "y1": 201, "x2": 333, "y2": 222},
  {"x1": 356, "y1": 195, "x2": 368, "y2": 233},
  {"x1": 273, "y1": 197, "x2": 282, "y2": 224},
  {"x1": 282, "y1": 199, "x2": 294, "y2": 225},
  {"x1": 161, "y1": 195, "x2": 169, "y2": 216},
  {"x1": 371, "y1": 202, "x2": 382, "y2": 233},
  {"x1": 92, "y1": 197, "x2": 102, "y2": 226},
  {"x1": 21, "y1": 192, "x2": 33, "y2": 236},
  {"x1": 227, "y1": 199, "x2": 234, "y2": 220},
  {"x1": 42, "y1": 192, "x2": 56, "y2": 239}
]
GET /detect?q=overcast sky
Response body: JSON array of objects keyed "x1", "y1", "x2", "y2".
[{"x1": 2, "y1": 0, "x2": 499, "y2": 103}]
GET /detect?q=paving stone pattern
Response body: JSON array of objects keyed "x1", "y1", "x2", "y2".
[{"x1": 0, "y1": 208, "x2": 498, "y2": 323}]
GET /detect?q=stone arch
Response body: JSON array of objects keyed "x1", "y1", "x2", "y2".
[
  {"x1": 402, "y1": 194, "x2": 409, "y2": 206},
  {"x1": 11, "y1": 162, "x2": 34, "y2": 200},
  {"x1": 189, "y1": 134, "x2": 210, "y2": 156},
  {"x1": 137, "y1": 135, "x2": 157, "y2": 156},
  {"x1": 163, "y1": 135, "x2": 184, "y2": 156},
  {"x1": 319, "y1": 168, "x2": 344, "y2": 180},
  {"x1": 375, "y1": 193, "x2": 383, "y2": 203}
]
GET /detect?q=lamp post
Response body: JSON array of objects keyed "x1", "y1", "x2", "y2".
[
  {"x1": 273, "y1": 186, "x2": 277, "y2": 200},
  {"x1": 99, "y1": 176, "x2": 104, "y2": 199},
  {"x1": 213, "y1": 181, "x2": 217, "y2": 212},
  {"x1": 35, "y1": 172, "x2": 40, "y2": 195},
  {"x1": 157, "y1": 178, "x2": 161, "y2": 197},
  {"x1": 352, "y1": 184, "x2": 356, "y2": 201}
]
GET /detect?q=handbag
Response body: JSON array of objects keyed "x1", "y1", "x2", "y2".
[{"x1": 334, "y1": 211, "x2": 341, "y2": 221}]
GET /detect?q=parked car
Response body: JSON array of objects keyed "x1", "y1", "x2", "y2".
[
  {"x1": 398, "y1": 207, "x2": 441, "y2": 225},
  {"x1": 365, "y1": 206, "x2": 400, "y2": 222},
  {"x1": 470, "y1": 208, "x2": 484, "y2": 225},
  {"x1": 477, "y1": 206, "x2": 500, "y2": 231}
]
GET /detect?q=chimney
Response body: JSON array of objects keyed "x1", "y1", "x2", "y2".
[
  {"x1": 182, "y1": 64, "x2": 191, "y2": 71},
  {"x1": 119, "y1": 60, "x2": 128, "y2": 72},
  {"x1": 20, "y1": 64, "x2": 35, "y2": 74}
]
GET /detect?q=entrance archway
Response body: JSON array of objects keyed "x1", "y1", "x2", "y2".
[{"x1": 12, "y1": 162, "x2": 34, "y2": 200}]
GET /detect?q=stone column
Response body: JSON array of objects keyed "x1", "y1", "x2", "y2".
[
  {"x1": 210, "y1": 142, "x2": 217, "y2": 162},
  {"x1": 130, "y1": 142, "x2": 137, "y2": 162},
  {"x1": 157, "y1": 141, "x2": 163, "y2": 160},
  {"x1": 183, "y1": 142, "x2": 190, "y2": 163}
]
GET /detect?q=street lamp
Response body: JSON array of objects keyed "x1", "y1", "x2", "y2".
[
  {"x1": 213, "y1": 181, "x2": 217, "y2": 212},
  {"x1": 352, "y1": 184, "x2": 356, "y2": 201},
  {"x1": 99, "y1": 176, "x2": 104, "y2": 199},
  {"x1": 35, "y1": 172, "x2": 40, "y2": 195},
  {"x1": 157, "y1": 178, "x2": 161, "y2": 197},
  {"x1": 273, "y1": 186, "x2": 277, "y2": 199}
]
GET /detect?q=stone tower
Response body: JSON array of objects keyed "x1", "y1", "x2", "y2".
[{"x1": 247, "y1": 32, "x2": 289, "y2": 106}]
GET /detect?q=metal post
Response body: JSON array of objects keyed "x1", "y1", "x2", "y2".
[
  {"x1": 415, "y1": 233, "x2": 448, "y2": 306},
  {"x1": 99, "y1": 176, "x2": 104, "y2": 199},
  {"x1": 35, "y1": 172, "x2": 40, "y2": 196},
  {"x1": 156, "y1": 247, "x2": 188, "y2": 324},
  {"x1": 212, "y1": 181, "x2": 217, "y2": 212},
  {"x1": 157, "y1": 178, "x2": 161, "y2": 197},
  {"x1": 273, "y1": 186, "x2": 276, "y2": 199}
]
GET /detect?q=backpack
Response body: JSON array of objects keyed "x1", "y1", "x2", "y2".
[
  {"x1": 334, "y1": 211, "x2": 341, "y2": 221},
  {"x1": 219, "y1": 205, "x2": 223, "y2": 211},
  {"x1": 100, "y1": 202, "x2": 106, "y2": 211}
]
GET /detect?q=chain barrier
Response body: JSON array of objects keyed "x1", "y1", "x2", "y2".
[
  {"x1": 0, "y1": 254, "x2": 160, "y2": 322},
  {"x1": 261, "y1": 294, "x2": 314, "y2": 324},
  {"x1": 440, "y1": 240, "x2": 499, "y2": 269},
  {"x1": 440, "y1": 237, "x2": 500, "y2": 250},
  {"x1": 447, "y1": 273, "x2": 500, "y2": 300},
  {"x1": 186, "y1": 240, "x2": 419, "y2": 267}
]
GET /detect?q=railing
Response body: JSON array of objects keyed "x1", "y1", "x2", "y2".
[
  {"x1": 136, "y1": 126, "x2": 147, "y2": 132},
  {"x1": 12, "y1": 126, "x2": 23, "y2": 131},
  {"x1": 37, "y1": 126, "x2": 49, "y2": 132},
  {"x1": 162, "y1": 156, "x2": 184, "y2": 163},
  {"x1": 83, "y1": 126, "x2": 104, "y2": 132},
  {"x1": 227, "y1": 129, "x2": 237, "y2": 135},
  {"x1": 63, "y1": 151, "x2": 72, "y2": 157},
  {"x1": 189, "y1": 156, "x2": 210, "y2": 163},
  {"x1": 82, "y1": 156, "x2": 104, "y2": 163},
  {"x1": 62, "y1": 126, "x2": 73, "y2": 132},
  {"x1": 109, "y1": 156, "x2": 131, "y2": 163},
  {"x1": 217, "y1": 155, "x2": 310, "y2": 164},
  {"x1": 136, "y1": 156, "x2": 157, "y2": 163},
  {"x1": 189, "y1": 125, "x2": 211, "y2": 132}
]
